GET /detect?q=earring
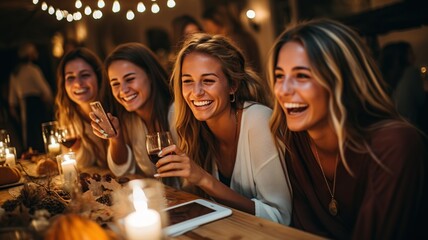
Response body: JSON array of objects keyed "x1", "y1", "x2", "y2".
[{"x1": 230, "y1": 93, "x2": 236, "y2": 103}]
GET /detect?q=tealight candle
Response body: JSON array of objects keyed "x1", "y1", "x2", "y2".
[
  {"x1": 125, "y1": 186, "x2": 162, "y2": 240},
  {"x1": 61, "y1": 153, "x2": 77, "y2": 191}
]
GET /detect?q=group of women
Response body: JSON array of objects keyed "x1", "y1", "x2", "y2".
[{"x1": 54, "y1": 19, "x2": 426, "y2": 239}]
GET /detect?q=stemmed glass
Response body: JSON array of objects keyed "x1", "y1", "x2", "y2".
[
  {"x1": 58, "y1": 126, "x2": 78, "y2": 152},
  {"x1": 146, "y1": 132, "x2": 174, "y2": 165}
]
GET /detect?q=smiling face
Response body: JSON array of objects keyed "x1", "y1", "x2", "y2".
[
  {"x1": 181, "y1": 52, "x2": 234, "y2": 123},
  {"x1": 64, "y1": 58, "x2": 98, "y2": 105},
  {"x1": 274, "y1": 41, "x2": 330, "y2": 133},
  {"x1": 108, "y1": 60, "x2": 151, "y2": 114}
]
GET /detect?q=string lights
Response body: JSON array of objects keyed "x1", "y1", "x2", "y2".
[{"x1": 33, "y1": 0, "x2": 177, "y2": 22}]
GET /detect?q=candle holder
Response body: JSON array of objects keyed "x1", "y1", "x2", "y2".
[
  {"x1": 4, "y1": 147, "x2": 17, "y2": 167},
  {"x1": 0, "y1": 129, "x2": 10, "y2": 163},
  {"x1": 113, "y1": 179, "x2": 167, "y2": 240},
  {"x1": 41, "y1": 121, "x2": 61, "y2": 157},
  {"x1": 57, "y1": 152, "x2": 78, "y2": 193}
]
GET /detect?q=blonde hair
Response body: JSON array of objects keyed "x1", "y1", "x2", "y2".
[
  {"x1": 55, "y1": 48, "x2": 115, "y2": 167},
  {"x1": 268, "y1": 19, "x2": 403, "y2": 174},
  {"x1": 171, "y1": 33, "x2": 270, "y2": 182}
]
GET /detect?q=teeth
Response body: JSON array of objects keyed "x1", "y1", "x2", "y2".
[
  {"x1": 74, "y1": 88, "x2": 87, "y2": 94},
  {"x1": 123, "y1": 94, "x2": 137, "y2": 102},
  {"x1": 284, "y1": 103, "x2": 308, "y2": 109},
  {"x1": 193, "y1": 100, "x2": 212, "y2": 107}
]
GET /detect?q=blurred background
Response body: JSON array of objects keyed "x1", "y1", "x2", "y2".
[{"x1": 0, "y1": 0, "x2": 427, "y2": 154}]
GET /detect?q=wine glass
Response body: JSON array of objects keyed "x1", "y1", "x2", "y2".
[
  {"x1": 58, "y1": 126, "x2": 78, "y2": 152},
  {"x1": 146, "y1": 132, "x2": 174, "y2": 165}
]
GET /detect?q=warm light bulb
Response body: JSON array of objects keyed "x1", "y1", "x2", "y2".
[
  {"x1": 97, "y1": 0, "x2": 105, "y2": 8},
  {"x1": 84, "y1": 6, "x2": 92, "y2": 15},
  {"x1": 112, "y1": 0, "x2": 120, "y2": 13},
  {"x1": 32, "y1": 0, "x2": 39, "y2": 4},
  {"x1": 75, "y1": 0, "x2": 82, "y2": 9},
  {"x1": 41, "y1": 2, "x2": 47, "y2": 10},
  {"x1": 126, "y1": 10, "x2": 135, "y2": 20},
  {"x1": 246, "y1": 9, "x2": 256, "y2": 19},
  {"x1": 56, "y1": 9, "x2": 63, "y2": 20},
  {"x1": 167, "y1": 0, "x2": 176, "y2": 8},
  {"x1": 93, "y1": 10, "x2": 103, "y2": 19},
  {"x1": 48, "y1": 6, "x2": 55, "y2": 15},
  {"x1": 67, "y1": 14, "x2": 73, "y2": 22},
  {"x1": 73, "y1": 12, "x2": 82, "y2": 21},
  {"x1": 137, "y1": 2, "x2": 146, "y2": 12},
  {"x1": 151, "y1": 3, "x2": 160, "y2": 13}
]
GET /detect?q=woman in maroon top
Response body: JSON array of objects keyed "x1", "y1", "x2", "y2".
[{"x1": 268, "y1": 19, "x2": 427, "y2": 239}]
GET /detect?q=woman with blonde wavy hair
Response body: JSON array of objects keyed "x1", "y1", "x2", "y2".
[
  {"x1": 155, "y1": 33, "x2": 292, "y2": 224},
  {"x1": 269, "y1": 19, "x2": 426, "y2": 239},
  {"x1": 55, "y1": 47, "x2": 115, "y2": 167},
  {"x1": 90, "y1": 43, "x2": 173, "y2": 179}
]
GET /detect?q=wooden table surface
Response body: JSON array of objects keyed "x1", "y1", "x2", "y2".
[{"x1": 0, "y1": 160, "x2": 325, "y2": 240}]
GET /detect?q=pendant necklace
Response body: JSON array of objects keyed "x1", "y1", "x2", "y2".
[{"x1": 312, "y1": 143, "x2": 339, "y2": 216}]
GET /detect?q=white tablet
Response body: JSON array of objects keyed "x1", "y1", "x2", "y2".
[{"x1": 164, "y1": 199, "x2": 232, "y2": 236}]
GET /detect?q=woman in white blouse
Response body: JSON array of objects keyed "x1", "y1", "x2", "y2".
[{"x1": 155, "y1": 33, "x2": 292, "y2": 224}]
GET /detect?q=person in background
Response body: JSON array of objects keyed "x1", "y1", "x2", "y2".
[
  {"x1": 169, "y1": 14, "x2": 204, "y2": 73},
  {"x1": 55, "y1": 47, "x2": 115, "y2": 168},
  {"x1": 8, "y1": 42, "x2": 53, "y2": 152},
  {"x1": 378, "y1": 41, "x2": 425, "y2": 128},
  {"x1": 270, "y1": 19, "x2": 426, "y2": 239},
  {"x1": 171, "y1": 15, "x2": 203, "y2": 53},
  {"x1": 90, "y1": 43, "x2": 174, "y2": 180},
  {"x1": 155, "y1": 33, "x2": 291, "y2": 224},
  {"x1": 202, "y1": 6, "x2": 262, "y2": 75}
]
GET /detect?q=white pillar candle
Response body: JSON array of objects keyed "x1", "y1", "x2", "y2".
[
  {"x1": 125, "y1": 186, "x2": 162, "y2": 240},
  {"x1": 61, "y1": 154, "x2": 77, "y2": 192},
  {"x1": 5, "y1": 149, "x2": 16, "y2": 167},
  {"x1": 48, "y1": 136, "x2": 60, "y2": 155}
]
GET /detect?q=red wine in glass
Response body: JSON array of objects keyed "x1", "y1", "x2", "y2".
[
  {"x1": 61, "y1": 137, "x2": 77, "y2": 149},
  {"x1": 146, "y1": 132, "x2": 173, "y2": 166},
  {"x1": 148, "y1": 151, "x2": 161, "y2": 164}
]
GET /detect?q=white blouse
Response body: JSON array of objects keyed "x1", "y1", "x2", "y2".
[{"x1": 213, "y1": 102, "x2": 292, "y2": 225}]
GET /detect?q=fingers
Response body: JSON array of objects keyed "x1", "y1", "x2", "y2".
[{"x1": 158, "y1": 144, "x2": 182, "y2": 157}]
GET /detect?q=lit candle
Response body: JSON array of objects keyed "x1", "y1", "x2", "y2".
[
  {"x1": 61, "y1": 153, "x2": 77, "y2": 192},
  {"x1": 125, "y1": 186, "x2": 162, "y2": 240},
  {"x1": 48, "y1": 136, "x2": 60, "y2": 155},
  {"x1": 5, "y1": 148, "x2": 16, "y2": 167}
]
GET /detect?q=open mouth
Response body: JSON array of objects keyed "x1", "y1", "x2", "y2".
[
  {"x1": 122, "y1": 93, "x2": 138, "y2": 102},
  {"x1": 73, "y1": 88, "x2": 88, "y2": 95},
  {"x1": 284, "y1": 102, "x2": 309, "y2": 115},
  {"x1": 192, "y1": 100, "x2": 213, "y2": 107}
]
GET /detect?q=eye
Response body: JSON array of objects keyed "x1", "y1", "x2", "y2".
[
  {"x1": 65, "y1": 76, "x2": 75, "y2": 82},
  {"x1": 202, "y1": 79, "x2": 215, "y2": 85},
  {"x1": 181, "y1": 78, "x2": 193, "y2": 84},
  {"x1": 274, "y1": 71, "x2": 284, "y2": 82},
  {"x1": 110, "y1": 81, "x2": 119, "y2": 87},
  {"x1": 296, "y1": 72, "x2": 310, "y2": 79},
  {"x1": 125, "y1": 77, "x2": 135, "y2": 82}
]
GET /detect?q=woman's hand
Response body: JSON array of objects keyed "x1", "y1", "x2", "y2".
[
  {"x1": 155, "y1": 144, "x2": 209, "y2": 186},
  {"x1": 89, "y1": 112, "x2": 120, "y2": 139}
]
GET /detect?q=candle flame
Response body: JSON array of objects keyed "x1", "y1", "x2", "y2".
[
  {"x1": 132, "y1": 185, "x2": 148, "y2": 212},
  {"x1": 50, "y1": 135, "x2": 56, "y2": 144}
]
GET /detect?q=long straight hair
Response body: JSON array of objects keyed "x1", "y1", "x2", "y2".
[{"x1": 268, "y1": 19, "x2": 402, "y2": 173}]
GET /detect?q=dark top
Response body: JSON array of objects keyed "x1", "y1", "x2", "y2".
[{"x1": 286, "y1": 124, "x2": 426, "y2": 240}]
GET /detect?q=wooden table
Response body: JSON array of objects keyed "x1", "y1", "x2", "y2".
[{"x1": 0, "y1": 160, "x2": 325, "y2": 240}]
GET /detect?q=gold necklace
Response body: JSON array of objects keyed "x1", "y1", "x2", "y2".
[{"x1": 312, "y1": 143, "x2": 339, "y2": 216}]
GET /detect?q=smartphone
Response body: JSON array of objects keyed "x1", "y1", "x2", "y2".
[
  {"x1": 164, "y1": 199, "x2": 232, "y2": 236},
  {"x1": 90, "y1": 101, "x2": 116, "y2": 136}
]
